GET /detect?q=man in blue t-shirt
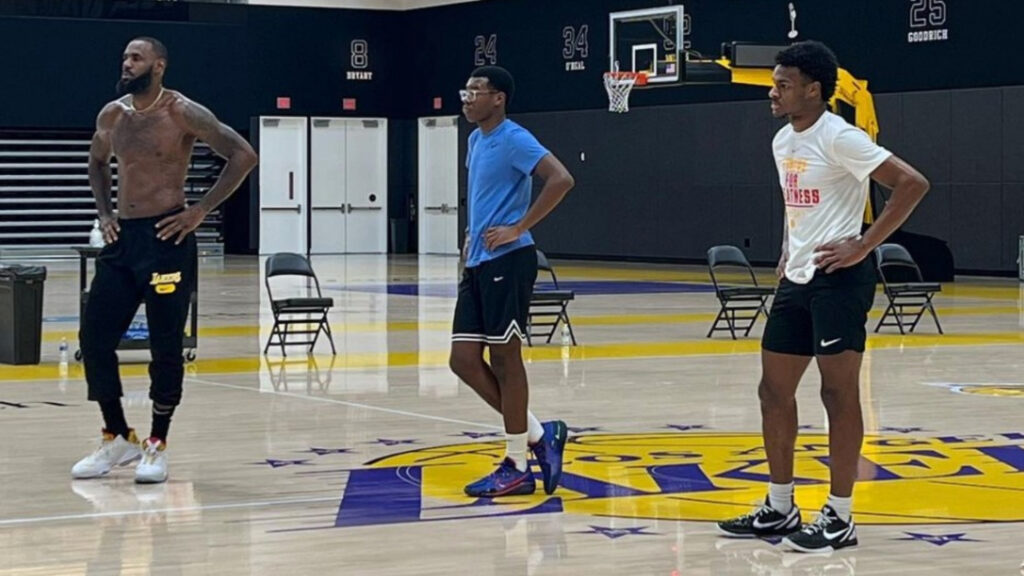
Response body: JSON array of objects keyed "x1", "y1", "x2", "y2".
[{"x1": 450, "y1": 66, "x2": 575, "y2": 498}]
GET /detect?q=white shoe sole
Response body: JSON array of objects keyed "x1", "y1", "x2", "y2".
[
  {"x1": 71, "y1": 469, "x2": 110, "y2": 480},
  {"x1": 781, "y1": 537, "x2": 857, "y2": 554},
  {"x1": 71, "y1": 452, "x2": 142, "y2": 479}
]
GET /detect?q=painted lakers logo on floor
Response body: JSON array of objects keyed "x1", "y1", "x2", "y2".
[
  {"x1": 333, "y1": 432, "x2": 1024, "y2": 529},
  {"x1": 149, "y1": 271, "x2": 182, "y2": 294}
]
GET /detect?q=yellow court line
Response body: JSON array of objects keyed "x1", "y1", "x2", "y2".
[
  {"x1": 7, "y1": 331, "x2": 1023, "y2": 382},
  {"x1": 939, "y1": 284, "x2": 1024, "y2": 300},
  {"x1": 47, "y1": 261, "x2": 1023, "y2": 298},
  {"x1": 561, "y1": 265, "x2": 1022, "y2": 300},
  {"x1": 39, "y1": 304, "x2": 1022, "y2": 343},
  {"x1": 571, "y1": 305, "x2": 1022, "y2": 327},
  {"x1": 556, "y1": 265, "x2": 755, "y2": 283}
]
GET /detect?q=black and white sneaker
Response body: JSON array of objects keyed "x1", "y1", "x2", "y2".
[
  {"x1": 782, "y1": 505, "x2": 858, "y2": 553},
  {"x1": 717, "y1": 497, "x2": 802, "y2": 538}
]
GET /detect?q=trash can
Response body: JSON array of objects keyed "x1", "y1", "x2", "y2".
[
  {"x1": 0, "y1": 265, "x2": 47, "y2": 365},
  {"x1": 1019, "y1": 235, "x2": 1023, "y2": 281}
]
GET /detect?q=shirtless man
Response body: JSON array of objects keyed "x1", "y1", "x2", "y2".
[{"x1": 71, "y1": 37, "x2": 258, "y2": 484}]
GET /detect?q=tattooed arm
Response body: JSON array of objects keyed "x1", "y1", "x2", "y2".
[
  {"x1": 158, "y1": 96, "x2": 259, "y2": 243},
  {"x1": 170, "y1": 96, "x2": 258, "y2": 213},
  {"x1": 88, "y1": 103, "x2": 122, "y2": 243}
]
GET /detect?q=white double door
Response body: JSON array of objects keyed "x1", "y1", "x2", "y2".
[
  {"x1": 258, "y1": 116, "x2": 388, "y2": 255},
  {"x1": 311, "y1": 117, "x2": 388, "y2": 254},
  {"x1": 417, "y1": 116, "x2": 459, "y2": 255}
]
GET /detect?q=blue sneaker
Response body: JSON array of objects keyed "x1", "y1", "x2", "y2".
[
  {"x1": 531, "y1": 420, "x2": 568, "y2": 495},
  {"x1": 464, "y1": 457, "x2": 536, "y2": 497}
]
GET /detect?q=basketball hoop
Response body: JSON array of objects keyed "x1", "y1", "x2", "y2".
[{"x1": 603, "y1": 71, "x2": 647, "y2": 113}]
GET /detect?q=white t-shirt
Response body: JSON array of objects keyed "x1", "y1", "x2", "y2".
[{"x1": 773, "y1": 111, "x2": 892, "y2": 284}]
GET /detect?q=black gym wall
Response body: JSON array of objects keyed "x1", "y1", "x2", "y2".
[
  {"x1": 410, "y1": 0, "x2": 1024, "y2": 117},
  {"x1": 432, "y1": 0, "x2": 1024, "y2": 275},
  {"x1": 3, "y1": 0, "x2": 1020, "y2": 125},
  {"x1": 0, "y1": 2, "x2": 405, "y2": 128},
  {"x1": 1, "y1": 0, "x2": 1021, "y2": 273},
  {"x1": 0, "y1": 0, "x2": 407, "y2": 255},
  {"x1": 460, "y1": 86, "x2": 1024, "y2": 275}
]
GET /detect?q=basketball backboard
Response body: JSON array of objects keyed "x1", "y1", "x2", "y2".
[{"x1": 608, "y1": 5, "x2": 686, "y2": 85}]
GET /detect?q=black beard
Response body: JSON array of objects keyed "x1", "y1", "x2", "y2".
[{"x1": 116, "y1": 68, "x2": 153, "y2": 96}]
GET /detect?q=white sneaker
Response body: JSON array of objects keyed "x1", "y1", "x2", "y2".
[
  {"x1": 71, "y1": 430, "x2": 142, "y2": 479},
  {"x1": 135, "y1": 437, "x2": 168, "y2": 484}
]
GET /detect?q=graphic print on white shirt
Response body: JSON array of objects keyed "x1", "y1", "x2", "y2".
[{"x1": 773, "y1": 111, "x2": 892, "y2": 284}]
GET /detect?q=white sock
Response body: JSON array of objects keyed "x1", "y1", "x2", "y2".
[
  {"x1": 769, "y1": 482, "x2": 794, "y2": 514},
  {"x1": 826, "y1": 494, "x2": 852, "y2": 522},
  {"x1": 505, "y1": 432, "x2": 529, "y2": 472},
  {"x1": 527, "y1": 411, "x2": 544, "y2": 445}
]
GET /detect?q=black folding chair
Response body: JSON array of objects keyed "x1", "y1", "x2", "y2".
[
  {"x1": 874, "y1": 243, "x2": 943, "y2": 334},
  {"x1": 706, "y1": 245, "x2": 775, "y2": 339},
  {"x1": 526, "y1": 250, "x2": 577, "y2": 346},
  {"x1": 263, "y1": 253, "x2": 337, "y2": 356}
]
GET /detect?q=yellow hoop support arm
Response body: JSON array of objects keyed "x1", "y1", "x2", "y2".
[{"x1": 713, "y1": 58, "x2": 880, "y2": 223}]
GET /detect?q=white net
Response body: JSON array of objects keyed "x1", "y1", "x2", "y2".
[{"x1": 603, "y1": 72, "x2": 639, "y2": 113}]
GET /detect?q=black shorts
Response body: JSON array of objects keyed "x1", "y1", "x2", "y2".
[
  {"x1": 452, "y1": 246, "x2": 538, "y2": 345},
  {"x1": 761, "y1": 258, "x2": 877, "y2": 356}
]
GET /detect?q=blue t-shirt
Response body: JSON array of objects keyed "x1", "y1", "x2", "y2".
[{"x1": 465, "y1": 119, "x2": 549, "y2": 267}]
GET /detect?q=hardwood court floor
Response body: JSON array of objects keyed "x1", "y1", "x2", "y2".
[{"x1": 1, "y1": 254, "x2": 1021, "y2": 575}]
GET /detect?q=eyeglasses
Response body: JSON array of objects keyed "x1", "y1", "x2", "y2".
[{"x1": 459, "y1": 89, "x2": 498, "y2": 103}]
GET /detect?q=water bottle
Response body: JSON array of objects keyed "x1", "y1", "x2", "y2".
[
  {"x1": 89, "y1": 219, "x2": 105, "y2": 248},
  {"x1": 560, "y1": 323, "x2": 571, "y2": 346},
  {"x1": 58, "y1": 337, "x2": 69, "y2": 376}
]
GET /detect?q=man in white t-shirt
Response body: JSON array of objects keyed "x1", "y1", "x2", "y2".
[{"x1": 717, "y1": 41, "x2": 930, "y2": 553}]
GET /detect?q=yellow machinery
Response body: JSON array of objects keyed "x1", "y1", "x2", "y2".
[
  {"x1": 712, "y1": 58, "x2": 879, "y2": 143},
  {"x1": 680, "y1": 52, "x2": 881, "y2": 222}
]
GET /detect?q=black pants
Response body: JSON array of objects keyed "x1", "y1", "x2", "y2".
[{"x1": 81, "y1": 210, "x2": 196, "y2": 407}]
